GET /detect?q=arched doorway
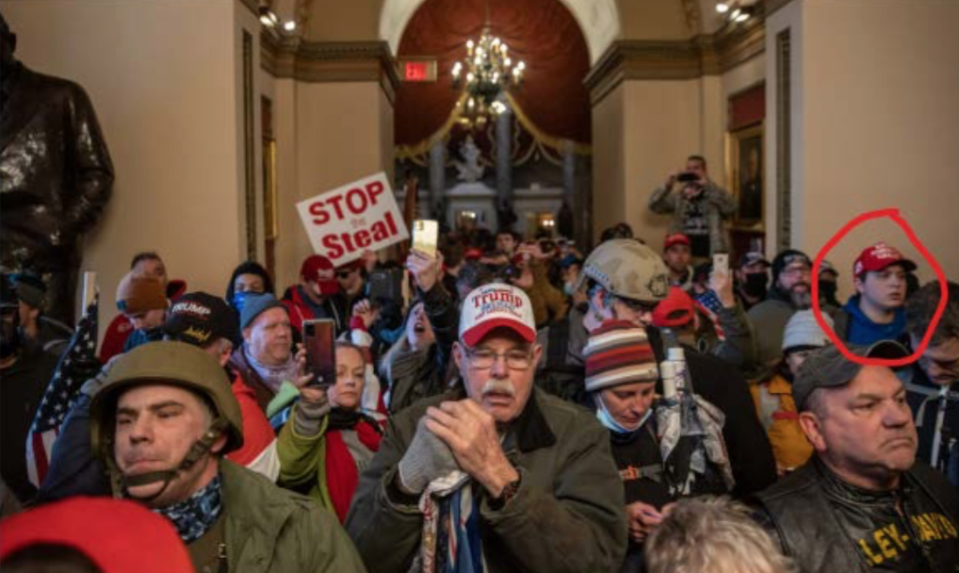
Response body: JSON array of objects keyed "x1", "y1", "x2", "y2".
[{"x1": 387, "y1": 0, "x2": 613, "y2": 246}]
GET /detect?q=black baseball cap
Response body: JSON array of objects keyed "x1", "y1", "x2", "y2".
[
  {"x1": 738, "y1": 251, "x2": 771, "y2": 269},
  {"x1": 793, "y1": 341, "x2": 911, "y2": 411},
  {"x1": 163, "y1": 292, "x2": 239, "y2": 347}
]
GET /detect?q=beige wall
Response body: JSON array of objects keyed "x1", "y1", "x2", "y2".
[
  {"x1": 591, "y1": 85, "x2": 627, "y2": 238},
  {"x1": 305, "y1": 0, "x2": 382, "y2": 42},
  {"x1": 5, "y1": 0, "x2": 260, "y2": 339},
  {"x1": 270, "y1": 81, "x2": 394, "y2": 291},
  {"x1": 617, "y1": 0, "x2": 692, "y2": 40},
  {"x1": 769, "y1": 0, "x2": 959, "y2": 298}
]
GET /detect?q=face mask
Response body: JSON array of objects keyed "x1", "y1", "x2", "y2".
[
  {"x1": 232, "y1": 291, "x2": 253, "y2": 314},
  {"x1": 563, "y1": 282, "x2": 575, "y2": 296},
  {"x1": 595, "y1": 395, "x2": 652, "y2": 434},
  {"x1": 819, "y1": 281, "x2": 838, "y2": 302},
  {"x1": 743, "y1": 272, "x2": 768, "y2": 298}
]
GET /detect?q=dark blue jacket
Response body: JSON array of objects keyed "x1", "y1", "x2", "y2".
[{"x1": 840, "y1": 295, "x2": 907, "y2": 346}]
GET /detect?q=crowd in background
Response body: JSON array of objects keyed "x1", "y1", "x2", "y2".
[{"x1": 1, "y1": 158, "x2": 957, "y2": 573}]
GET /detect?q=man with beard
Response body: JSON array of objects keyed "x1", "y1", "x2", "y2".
[
  {"x1": 734, "y1": 251, "x2": 771, "y2": 311},
  {"x1": 748, "y1": 250, "x2": 813, "y2": 369},
  {"x1": 662, "y1": 233, "x2": 694, "y2": 292},
  {"x1": 904, "y1": 281, "x2": 959, "y2": 485},
  {"x1": 752, "y1": 342, "x2": 959, "y2": 573},
  {"x1": 346, "y1": 284, "x2": 627, "y2": 573},
  {"x1": 833, "y1": 243, "x2": 915, "y2": 346}
]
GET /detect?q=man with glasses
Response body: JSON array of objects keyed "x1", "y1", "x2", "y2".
[
  {"x1": 346, "y1": 283, "x2": 627, "y2": 573},
  {"x1": 904, "y1": 281, "x2": 959, "y2": 485},
  {"x1": 336, "y1": 260, "x2": 367, "y2": 314},
  {"x1": 748, "y1": 249, "x2": 815, "y2": 368}
]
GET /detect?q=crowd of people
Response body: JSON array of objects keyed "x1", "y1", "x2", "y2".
[{"x1": 1, "y1": 160, "x2": 957, "y2": 573}]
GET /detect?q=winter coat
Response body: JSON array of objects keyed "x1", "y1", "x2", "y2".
[
  {"x1": 750, "y1": 371, "x2": 813, "y2": 472},
  {"x1": 277, "y1": 407, "x2": 385, "y2": 522},
  {"x1": 216, "y1": 459, "x2": 367, "y2": 573},
  {"x1": 649, "y1": 181, "x2": 737, "y2": 256},
  {"x1": 281, "y1": 285, "x2": 347, "y2": 337},
  {"x1": 344, "y1": 387, "x2": 628, "y2": 573}
]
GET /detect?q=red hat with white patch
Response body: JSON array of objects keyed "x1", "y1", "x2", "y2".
[
  {"x1": 853, "y1": 242, "x2": 917, "y2": 278},
  {"x1": 459, "y1": 284, "x2": 536, "y2": 347}
]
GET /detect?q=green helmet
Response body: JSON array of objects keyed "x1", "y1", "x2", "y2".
[
  {"x1": 575, "y1": 239, "x2": 670, "y2": 303},
  {"x1": 90, "y1": 341, "x2": 244, "y2": 461}
]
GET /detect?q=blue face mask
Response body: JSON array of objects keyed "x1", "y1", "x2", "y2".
[
  {"x1": 595, "y1": 395, "x2": 653, "y2": 434},
  {"x1": 232, "y1": 290, "x2": 253, "y2": 314}
]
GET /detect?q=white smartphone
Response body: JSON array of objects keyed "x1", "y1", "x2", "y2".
[
  {"x1": 412, "y1": 219, "x2": 439, "y2": 258},
  {"x1": 713, "y1": 253, "x2": 729, "y2": 276}
]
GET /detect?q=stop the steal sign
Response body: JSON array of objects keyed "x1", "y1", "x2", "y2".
[{"x1": 296, "y1": 172, "x2": 410, "y2": 265}]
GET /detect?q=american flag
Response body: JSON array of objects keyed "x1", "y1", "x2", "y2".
[
  {"x1": 693, "y1": 289, "x2": 727, "y2": 341},
  {"x1": 25, "y1": 294, "x2": 100, "y2": 488}
]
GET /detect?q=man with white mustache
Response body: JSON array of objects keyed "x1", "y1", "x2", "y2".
[{"x1": 347, "y1": 282, "x2": 626, "y2": 573}]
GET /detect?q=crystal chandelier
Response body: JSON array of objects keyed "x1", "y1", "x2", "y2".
[{"x1": 451, "y1": 5, "x2": 525, "y2": 127}]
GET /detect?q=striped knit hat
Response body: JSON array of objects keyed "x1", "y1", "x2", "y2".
[{"x1": 583, "y1": 320, "x2": 659, "y2": 392}]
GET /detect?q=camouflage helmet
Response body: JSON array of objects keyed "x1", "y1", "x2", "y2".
[
  {"x1": 89, "y1": 341, "x2": 244, "y2": 458},
  {"x1": 575, "y1": 239, "x2": 670, "y2": 303}
]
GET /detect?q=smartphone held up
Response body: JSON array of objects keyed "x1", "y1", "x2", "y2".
[{"x1": 303, "y1": 319, "x2": 336, "y2": 388}]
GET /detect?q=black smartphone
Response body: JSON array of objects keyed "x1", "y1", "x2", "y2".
[
  {"x1": 677, "y1": 172, "x2": 699, "y2": 183},
  {"x1": 366, "y1": 268, "x2": 404, "y2": 303},
  {"x1": 303, "y1": 319, "x2": 336, "y2": 388}
]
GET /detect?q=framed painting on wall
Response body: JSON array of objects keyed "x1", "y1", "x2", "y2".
[{"x1": 726, "y1": 122, "x2": 764, "y2": 228}]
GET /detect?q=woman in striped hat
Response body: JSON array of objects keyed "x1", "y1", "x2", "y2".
[{"x1": 584, "y1": 320, "x2": 674, "y2": 573}]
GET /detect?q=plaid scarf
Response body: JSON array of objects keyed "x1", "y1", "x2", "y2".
[{"x1": 153, "y1": 474, "x2": 223, "y2": 543}]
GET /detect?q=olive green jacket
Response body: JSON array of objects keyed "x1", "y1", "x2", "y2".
[
  {"x1": 218, "y1": 459, "x2": 366, "y2": 573},
  {"x1": 345, "y1": 387, "x2": 627, "y2": 573}
]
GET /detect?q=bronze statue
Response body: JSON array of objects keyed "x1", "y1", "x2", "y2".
[{"x1": 0, "y1": 13, "x2": 114, "y2": 326}]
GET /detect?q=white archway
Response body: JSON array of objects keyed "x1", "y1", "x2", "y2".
[{"x1": 378, "y1": 0, "x2": 621, "y2": 65}]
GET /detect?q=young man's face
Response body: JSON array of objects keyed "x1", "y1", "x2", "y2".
[
  {"x1": 233, "y1": 273, "x2": 265, "y2": 294},
  {"x1": 126, "y1": 308, "x2": 166, "y2": 331},
  {"x1": 336, "y1": 267, "x2": 363, "y2": 293},
  {"x1": 855, "y1": 264, "x2": 906, "y2": 311},
  {"x1": 663, "y1": 245, "x2": 691, "y2": 275},
  {"x1": 496, "y1": 234, "x2": 516, "y2": 256},
  {"x1": 912, "y1": 334, "x2": 959, "y2": 386},
  {"x1": 685, "y1": 159, "x2": 706, "y2": 179},
  {"x1": 453, "y1": 328, "x2": 541, "y2": 425},
  {"x1": 114, "y1": 384, "x2": 223, "y2": 508},
  {"x1": 134, "y1": 258, "x2": 168, "y2": 288}
]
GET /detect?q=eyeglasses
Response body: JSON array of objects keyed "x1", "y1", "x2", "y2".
[
  {"x1": 465, "y1": 348, "x2": 533, "y2": 370},
  {"x1": 781, "y1": 266, "x2": 811, "y2": 278}
]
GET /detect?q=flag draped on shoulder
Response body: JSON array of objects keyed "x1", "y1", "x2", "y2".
[{"x1": 26, "y1": 294, "x2": 101, "y2": 488}]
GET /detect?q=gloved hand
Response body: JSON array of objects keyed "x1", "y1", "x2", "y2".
[{"x1": 397, "y1": 417, "x2": 460, "y2": 494}]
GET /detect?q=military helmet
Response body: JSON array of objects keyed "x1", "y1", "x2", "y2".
[
  {"x1": 575, "y1": 239, "x2": 670, "y2": 303},
  {"x1": 89, "y1": 341, "x2": 244, "y2": 457}
]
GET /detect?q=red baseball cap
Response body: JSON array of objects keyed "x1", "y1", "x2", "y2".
[
  {"x1": 664, "y1": 233, "x2": 691, "y2": 251},
  {"x1": 464, "y1": 248, "x2": 483, "y2": 261},
  {"x1": 853, "y1": 242, "x2": 917, "y2": 277},
  {"x1": 0, "y1": 497, "x2": 193, "y2": 573},
  {"x1": 300, "y1": 255, "x2": 340, "y2": 295},
  {"x1": 651, "y1": 286, "x2": 695, "y2": 328}
]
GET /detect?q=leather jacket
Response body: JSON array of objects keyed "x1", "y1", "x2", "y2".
[
  {"x1": 0, "y1": 62, "x2": 114, "y2": 272},
  {"x1": 753, "y1": 456, "x2": 959, "y2": 573}
]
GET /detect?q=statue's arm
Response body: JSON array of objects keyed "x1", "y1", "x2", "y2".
[{"x1": 65, "y1": 84, "x2": 114, "y2": 236}]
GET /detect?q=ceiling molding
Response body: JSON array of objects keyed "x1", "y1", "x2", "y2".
[
  {"x1": 584, "y1": 15, "x2": 765, "y2": 106},
  {"x1": 261, "y1": 35, "x2": 400, "y2": 104}
]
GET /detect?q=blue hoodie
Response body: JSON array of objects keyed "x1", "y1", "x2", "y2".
[{"x1": 842, "y1": 294, "x2": 906, "y2": 345}]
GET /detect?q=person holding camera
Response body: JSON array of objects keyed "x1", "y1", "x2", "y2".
[{"x1": 649, "y1": 155, "x2": 737, "y2": 259}]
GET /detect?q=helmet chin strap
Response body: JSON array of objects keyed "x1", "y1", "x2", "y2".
[{"x1": 117, "y1": 418, "x2": 229, "y2": 504}]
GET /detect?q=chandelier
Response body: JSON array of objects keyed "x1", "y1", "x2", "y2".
[{"x1": 451, "y1": 5, "x2": 525, "y2": 127}]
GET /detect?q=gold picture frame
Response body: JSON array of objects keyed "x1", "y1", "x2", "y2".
[{"x1": 725, "y1": 121, "x2": 765, "y2": 229}]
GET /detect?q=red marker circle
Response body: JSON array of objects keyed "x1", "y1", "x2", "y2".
[{"x1": 811, "y1": 208, "x2": 948, "y2": 366}]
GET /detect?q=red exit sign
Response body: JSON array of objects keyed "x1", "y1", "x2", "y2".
[{"x1": 400, "y1": 59, "x2": 436, "y2": 82}]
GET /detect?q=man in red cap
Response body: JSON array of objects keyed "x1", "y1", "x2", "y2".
[
  {"x1": 662, "y1": 233, "x2": 694, "y2": 292},
  {"x1": 282, "y1": 255, "x2": 348, "y2": 336},
  {"x1": 834, "y1": 242, "x2": 916, "y2": 346}
]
